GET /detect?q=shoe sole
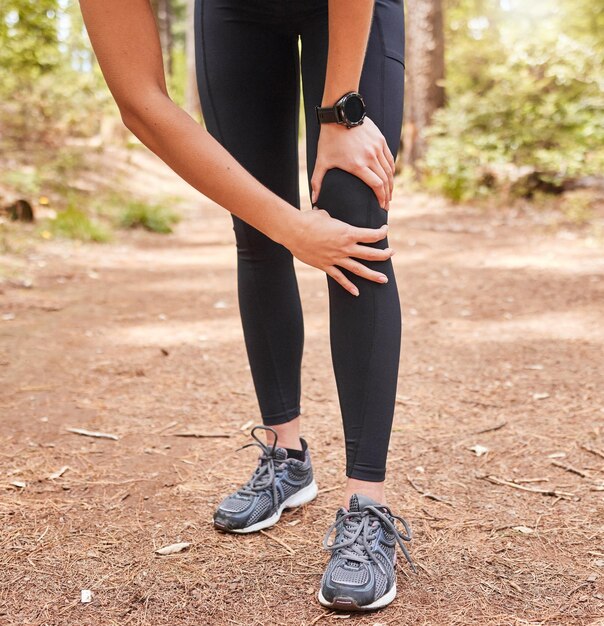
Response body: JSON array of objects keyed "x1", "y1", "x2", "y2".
[
  {"x1": 215, "y1": 480, "x2": 319, "y2": 534},
  {"x1": 317, "y1": 584, "x2": 397, "y2": 612}
]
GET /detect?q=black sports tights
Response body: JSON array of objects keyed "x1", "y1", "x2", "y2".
[{"x1": 194, "y1": 0, "x2": 405, "y2": 482}]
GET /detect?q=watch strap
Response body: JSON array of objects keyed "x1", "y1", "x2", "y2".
[{"x1": 315, "y1": 105, "x2": 339, "y2": 125}]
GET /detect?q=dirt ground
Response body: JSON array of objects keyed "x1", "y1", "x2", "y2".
[{"x1": 1, "y1": 151, "x2": 604, "y2": 626}]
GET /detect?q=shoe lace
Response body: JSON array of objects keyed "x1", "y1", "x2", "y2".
[
  {"x1": 323, "y1": 505, "x2": 416, "y2": 574},
  {"x1": 236, "y1": 425, "x2": 288, "y2": 505}
]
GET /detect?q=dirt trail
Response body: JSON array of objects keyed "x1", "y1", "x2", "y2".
[{"x1": 1, "y1": 152, "x2": 603, "y2": 625}]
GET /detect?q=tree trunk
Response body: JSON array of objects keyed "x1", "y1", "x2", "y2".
[
  {"x1": 185, "y1": 0, "x2": 202, "y2": 119},
  {"x1": 151, "y1": 0, "x2": 174, "y2": 76},
  {"x1": 402, "y1": 0, "x2": 445, "y2": 169}
]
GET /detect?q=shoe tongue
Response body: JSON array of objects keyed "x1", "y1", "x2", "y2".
[
  {"x1": 349, "y1": 493, "x2": 382, "y2": 512},
  {"x1": 273, "y1": 447, "x2": 288, "y2": 461}
]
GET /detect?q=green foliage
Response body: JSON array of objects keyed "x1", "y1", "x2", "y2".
[
  {"x1": 0, "y1": 1, "x2": 111, "y2": 152},
  {"x1": 42, "y1": 204, "x2": 111, "y2": 243},
  {"x1": 559, "y1": 190, "x2": 595, "y2": 225},
  {"x1": 118, "y1": 199, "x2": 180, "y2": 234},
  {"x1": 424, "y1": 3, "x2": 604, "y2": 201},
  {"x1": 2, "y1": 0, "x2": 602, "y2": 210},
  {"x1": 0, "y1": 0, "x2": 61, "y2": 80},
  {"x1": 1, "y1": 168, "x2": 43, "y2": 197}
]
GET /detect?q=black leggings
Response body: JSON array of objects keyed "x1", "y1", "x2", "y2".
[{"x1": 194, "y1": 0, "x2": 405, "y2": 482}]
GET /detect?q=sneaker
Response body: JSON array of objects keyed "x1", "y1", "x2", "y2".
[
  {"x1": 318, "y1": 493, "x2": 415, "y2": 611},
  {"x1": 213, "y1": 425, "x2": 318, "y2": 534}
]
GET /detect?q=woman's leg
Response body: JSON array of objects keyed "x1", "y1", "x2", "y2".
[
  {"x1": 300, "y1": 0, "x2": 406, "y2": 502},
  {"x1": 194, "y1": 0, "x2": 304, "y2": 449}
]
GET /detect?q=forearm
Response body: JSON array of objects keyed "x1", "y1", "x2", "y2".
[
  {"x1": 122, "y1": 92, "x2": 299, "y2": 245},
  {"x1": 322, "y1": 0, "x2": 375, "y2": 105}
]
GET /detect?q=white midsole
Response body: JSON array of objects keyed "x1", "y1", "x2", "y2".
[
  {"x1": 318, "y1": 583, "x2": 397, "y2": 611},
  {"x1": 230, "y1": 480, "x2": 319, "y2": 534}
]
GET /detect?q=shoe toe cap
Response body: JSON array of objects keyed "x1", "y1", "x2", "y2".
[
  {"x1": 213, "y1": 496, "x2": 254, "y2": 530},
  {"x1": 321, "y1": 565, "x2": 375, "y2": 607}
]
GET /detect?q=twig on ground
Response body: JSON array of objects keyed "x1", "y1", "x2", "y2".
[
  {"x1": 479, "y1": 475, "x2": 575, "y2": 499},
  {"x1": 310, "y1": 611, "x2": 335, "y2": 625},
  {"x1": 172, "y1": 432, "x2": 231, "y2": 438},
  {"x1": 66, "y1": 427, "x2": 119, "y2": 440},
  {"x1": 461, "y1": 400, "x2": 503, "y2": 409},
  {"x1": 406, "y1": 475, "x2": 454, "y2": 506},
  {"x1": 396, "y1": 395, "x2": 420, "y2": 406},
  {"x1": 317, "y1": 486, "x2": 339, "y2": 495},
  {"x1": 581, "y1": 443, "x2": 604, "y2": 460},
  {"x1": 551, "y1": 460, "x2": 588, "y2": 478},
  {"x1": 153, "y1": 420, "x2": 179, "y2": 434},
  {"x1": 474, "y1": 421, "x2": 507, "y2": 435},
  {"x1": 479, "y1": 580, "x2": 502, "y2": 595},
  {"x1": 421, "y1": 508, "x2": 452, "y2": 521},
  {"x1": 415, "y1": 562, "x2": 432, "y2": 577},
  {"x1": 259, "y1": 530, "x2": 295, "y2": 555}
]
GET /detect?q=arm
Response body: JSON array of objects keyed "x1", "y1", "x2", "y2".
[
  {"x1": 311, "y1": 0, "x2": 395, "y2": 210},
  {"x1": 79, "y1": 0, "x2": 393, "y2": 295},
  {"x1": 321, "y1": 0, "x2": 373, "y2": 106}
]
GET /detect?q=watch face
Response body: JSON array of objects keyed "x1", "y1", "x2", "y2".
[{"x1": 343, "y1": 94, "x2": 365, "y2": 124}]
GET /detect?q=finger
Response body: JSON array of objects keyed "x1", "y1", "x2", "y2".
[
  {"x1": 311, "y1": 165, "x2": 327, "y2": 206},
  {"x1": 339, "y1": 258, "x2": 389, "y2": 284},
  {"x1": 376, "y1": 149, "x2": 394, "y2": 199},
  {"x1": 352, "y1": 223, "x2": 389, "y2": 244},
  {"x1": 325, "y1": 266, "x2": 359, "y2": 296},
  {"x1": 383, "y1": 139, "x2": 395, "y2": 175},
  {"x1": 368, "y1": 161, "x2": 389, "y2": 207},
  {"x1": 360, "y1": 167, "x2": 387, "y2": 208},
  {"x1": 350, "y1": 244, "x2": 393, "y2": 262}
]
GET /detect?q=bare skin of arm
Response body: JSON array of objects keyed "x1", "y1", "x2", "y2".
[
  {"x1": 311, "y1": 0, "x2": 395, "y2": 211},
  {"x1": 79, "y1": 0, "x2": 394, "y2": 295}
]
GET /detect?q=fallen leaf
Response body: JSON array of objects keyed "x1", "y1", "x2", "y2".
[
  {"x1": 155, "y1": 542, "x2": 190, "y2": 555},
  {"x1": 48, "y1": 466, "x2": 69, "y2": 480},
  {"x1": 469, "y1": 444, "x2": 489, "y2": 457}
]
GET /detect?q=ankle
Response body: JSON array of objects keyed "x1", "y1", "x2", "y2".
[
  {"x1": 343, "y1": 478, "x2": 386, "y2": 507},
  {"x1": 264, "y1": 416, "x2": 302, "y2": 450}
]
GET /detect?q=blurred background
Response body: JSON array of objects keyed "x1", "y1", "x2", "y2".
[
  {"x1": 2, "y1": 4, "x2": 604, "y2": 624},
  {"x1": 0, "y1": 0, "x2": 603, "y2": 238}
]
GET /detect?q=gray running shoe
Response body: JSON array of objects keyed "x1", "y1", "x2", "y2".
[
  {"x1": 213, "y1": 425, "x2": 318, "y2": 534},
  {"x1": 318, "y1": 494, "x2": 415, "y2": 611}
]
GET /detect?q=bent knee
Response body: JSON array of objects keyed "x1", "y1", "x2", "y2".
[{"x1": 315, "y1": 168, "x2": 385, "y2": 229}]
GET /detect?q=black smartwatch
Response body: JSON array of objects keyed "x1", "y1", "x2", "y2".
[{"x1": 315, "y1": 92, "x2": 366, "y2": 128}]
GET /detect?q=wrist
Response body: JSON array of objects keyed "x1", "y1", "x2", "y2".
[
  {"x1": 316, "y1": 91, "x2": 366, "y2": 128},
  {"x1": 266, "y1": 201, "x2": 305, "y2": 248},
  {"x1": 321, "y1": 89, "x2": 357, "y2": 107}
]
